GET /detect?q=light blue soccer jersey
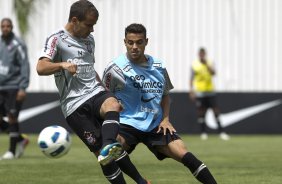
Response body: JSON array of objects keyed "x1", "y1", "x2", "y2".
[{"x1": 102, "y1": 54, "x2": 173, "y2": 132}]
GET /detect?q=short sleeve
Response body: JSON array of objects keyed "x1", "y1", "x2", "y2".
[
  {"x1": 163, "y1": 69, "x2": 174, "y2": 95},
  {"x1": 39, "y1": 35, "x2": 59, "y2": 61},
  {"x1": 102, "y1": 62, "x2": 126, "y2": 92}
]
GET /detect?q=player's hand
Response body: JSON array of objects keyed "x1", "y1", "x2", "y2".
[
  {"x1": 157, "y1": 119, "x2": 176, "y2": 135},
  {"x1": 16, "y1": 89, "x2": 26, "y2": 101},
  {"x1": 61, "y1": 62, "x2": 77, "y2": 75}
]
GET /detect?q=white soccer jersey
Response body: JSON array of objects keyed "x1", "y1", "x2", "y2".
[{"x1": 39, "y1": 29, "x2": 105, "y2": 117}]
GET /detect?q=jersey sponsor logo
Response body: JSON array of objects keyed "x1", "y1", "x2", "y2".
[
  {"x1": 67, "y1": 58, "x2": 95, "y2": 78},
  {"x1": 141, "y1": 95, "x2": 157, "y2": 103},
  {"x1": 140, "y1": 105, "x2": 158, "y2": 114},
  {"x1": 206, "y1": 99, "x2": 282, "y2": 129},
  {"x1": 47, "y1": 37, "x2": 58, "y2": 57},
  {"x1": 130, "y1": 75, "x2": 163, "y2": 94}
]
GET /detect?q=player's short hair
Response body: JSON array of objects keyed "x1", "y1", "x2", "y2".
[
  {"x1": 68, "y1": 0, "x2": 99, "y2": 22},
  {"x1": 125, "y1": 23, "x2": 147, "y2": 38},
  {"x1": 1, "y1": 18, "x2": 13, "y2": 26},
  {"x1": 199, "y1": 47, "x2": 206, "y2": 53}
]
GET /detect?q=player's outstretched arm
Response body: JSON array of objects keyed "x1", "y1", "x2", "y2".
[
  {"x1": 157, "y1": 95, "x2": 176, "y2": 135},
  {"x1": 37, "y1": 57, "x2": 77, "y2": 76}
]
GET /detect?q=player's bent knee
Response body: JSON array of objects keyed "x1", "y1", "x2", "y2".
[{"x1": 102, "y1": 97, "x2": 121, "y2": 112}]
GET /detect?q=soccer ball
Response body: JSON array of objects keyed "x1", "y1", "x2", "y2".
[{"x1": 37, "y1": 125, "x2": 71, "y2": 158}]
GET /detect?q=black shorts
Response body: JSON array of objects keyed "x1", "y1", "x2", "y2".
[
  {"x1": 196, "y1": 95, "x2": 217, "y2": 109},
  {"x1": 119, "y1": 124, "x2": 181, "y2": 160},
  {"x1": 0, "y1": 89, "x2": 22, "y2": 117},
  {"x1": 66, "y1": 91, "x2": 116, "y2": 153}
]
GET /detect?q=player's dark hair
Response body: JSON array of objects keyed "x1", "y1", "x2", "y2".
[
  {"x1": 199, "y1": 47, "x2": 206, "y2": 53},
  {"x1": 1, "y1": 18, "x2": 13, "y2": 26},
  {"x1": 68, "y1": 0, "x2": 99, "y2": 22},
  {"x1": 125, "y1": 23, "x2": 147, "y2": 38}
]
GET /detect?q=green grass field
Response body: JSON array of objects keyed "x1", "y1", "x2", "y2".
[{"x1": 0, "y1": 134, "x2": 281, "y2": 184}]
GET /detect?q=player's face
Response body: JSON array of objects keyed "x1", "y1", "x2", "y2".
[
  {"x1": 1, "y1": 20, "x2": 13, "y2": 37},
  {"x1": 124, "y1": 33, "x2": 148, "y2": 63},
  {"x1": 73, "y1": 12, "x2": 97, "y2": 38},
  {"x1": 199, "y1": 50, "x2": 206, "y2": 60}
]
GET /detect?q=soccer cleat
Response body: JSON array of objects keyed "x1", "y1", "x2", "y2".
[
  {"x1": 1, "y1": 151, "x2": 15, "y2": 160},
  {"x1": 219, "y1": 132, "x2": 230, "y2": 141},
  {"x1": 200, "y1": 133, "x2": 208, "y2": 140},
  {"x1": 98, "y1": 142, "x2": 122, "y2": 166},
  {"x1": 15, "y1": 134, "x2": 30, "y2": 158}
]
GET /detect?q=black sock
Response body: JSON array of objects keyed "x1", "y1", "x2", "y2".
[
  {"x1": 182, "y1": 152, "x2": 217, "y2": 184},
  {"x1": 100, "y1": 161, "x2": 126, "y2": 184},
  {"x1": 101, "y1": 111, "x2": 120, "y2": 148},
  {"x1": 198, "y1": 117, "x2": 206, "y2": 133},
  {"x1": 0, "y1": 119, "x2": 9, "y2": 132},
  {"x1": 9, "y1": 123, "x2": 20, "y2": 154},
  {"x1": 215, "y1": 115, "x2": 223, "y2": 133},
  {"x1": 116, "y1": 151, "x2": 147, "y2": 184}
]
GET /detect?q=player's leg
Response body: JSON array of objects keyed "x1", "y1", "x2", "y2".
[
  {"x1": 156, "y1": 139, "x2": 217, "y2": 184},
  {"x1": 66, "y1": 106, "x2": 126, "y2": 184},
  {"x1": 115, "y1": 128, "x2": 149, "y2": 184},
  {"x1": 0, "y1": 92, "x2": 9, "y2": 132},
  {"x1": 14, "y1": 100, "x2": 29, "y2": 158},
  {"x1": 91, "y1": 92, "x2": 148, "y2": 183},
  {"x1": 98, "y1": 93, "x2": 123, "y2": 164},
  {"x1": 0, "y1": 118, "x2": 9, "y2": 132},
  {"x1": 196, "y1": 98, "x2": 208, "y2": 139},
  {"x1": 1, "y1": 90, "x2": 21, "y2": 159},
  {"x1": 210, "y1": 96, "x2": 230, "y2": 140}
]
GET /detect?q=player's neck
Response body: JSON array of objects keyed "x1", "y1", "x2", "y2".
[
  {"x1": 64, "y1": 24, "x2": 77, "y2": 38},
  {"x1": 128, "y1": 54, "x2": 148, "y2": 66}
]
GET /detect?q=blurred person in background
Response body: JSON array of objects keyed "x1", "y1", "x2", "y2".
[
  {"x1": 0, "y1": 18, "x2": 30, "y2": 159},
  {"x1": 190, "y1": 47, "x2": 229, "y2": 140}
]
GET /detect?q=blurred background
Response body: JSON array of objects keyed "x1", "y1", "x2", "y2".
[{"x1": 0, "y1": 0, "x2": 281, "y2": 134}]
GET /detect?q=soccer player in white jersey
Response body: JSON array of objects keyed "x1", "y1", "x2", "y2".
[
  {"x1": 36, "y1": 1, "x2": 149, "y2": 184},
  {"x1": 102, "y1": 23, "x2": 218, "y2": 184}
]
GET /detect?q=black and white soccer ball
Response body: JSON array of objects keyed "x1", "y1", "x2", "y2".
[{"x1": 37, "y1": 125, "x2": 71, "y2": 158}]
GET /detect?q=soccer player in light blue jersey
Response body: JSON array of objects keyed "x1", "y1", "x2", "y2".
[
  {"x1": 103, "y1": 23, "x2": 217, "y2": 184},
  {"x1": 36, "y1": 1, "x2": 148, "y2": 184}
]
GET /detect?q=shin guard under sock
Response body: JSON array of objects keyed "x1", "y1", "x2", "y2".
[
  {"x1": 182, "y1": 152, "x2": 217, "y2": 184},
  {"x1": 116, "y1": 151, "x2": 147, "y2": 184},
  {"x1": 101, "y1": 111, "x2": 120, "y2": 148},
  {"x1": 100, "y1": 161, "x2": 126, "y2": 184}
]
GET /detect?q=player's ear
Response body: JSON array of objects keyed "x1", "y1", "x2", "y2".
[
  {"x1": 71, "y1": 17, "x2": 79, "y2": 25},
  {"x1": 124, "y1": 39, "x2": 127, "y2": 45},
  {"x1": 145, "y1": 38, "x2": 148, "y2": 46}
]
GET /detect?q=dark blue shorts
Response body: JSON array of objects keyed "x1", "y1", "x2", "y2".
[{"x1": 119, "y1": 124, "x2": 181, "y2": 160}]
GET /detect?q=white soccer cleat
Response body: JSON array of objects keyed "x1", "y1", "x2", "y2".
[
  {"x1": 200, "y1": 133, "x2": 208, "y2": 140},
  {"x1": 15, "y1": 134, "x2": 30, "y2": 158},
  {"x1": 1, "y1": 151, "x2": 15, "y2": 160},
  {"x1": 219, "y1": 132, "x2": 230, "y2": 141}
]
